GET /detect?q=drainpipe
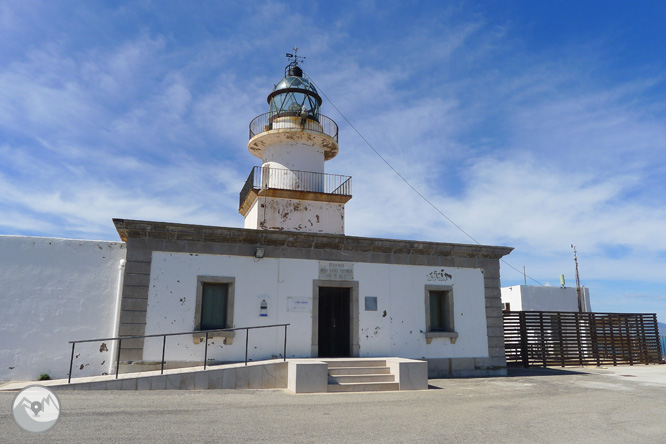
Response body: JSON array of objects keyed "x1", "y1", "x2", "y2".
[{"x1": 109, "y1": 259, "x2": 126, "y2": 375}]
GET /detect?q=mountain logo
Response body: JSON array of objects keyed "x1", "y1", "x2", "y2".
[{"x1": 12, "y1": 385, "x2": 61, "y2": 433}]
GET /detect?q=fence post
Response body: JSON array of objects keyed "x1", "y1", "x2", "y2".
[
  {"x1": 115, "y1": 339, "x2": 122, "y2": 379},
  {"x1": 204, "y1": 332, "x2": 209, "y2": 370},
  {"x1": 519, "y1": 312, "x2": 529, "y2": 368},
  {"x1": 538, "y1": 312, "x2": 546, "y2": 367},
  {"x1": 576, "y1": 312, "x2": 583, "y2": 366},
  {"x1": 68, "y1": 343, "x2": 75, "y2": 384},
  {"x1": 626, "y1": 316, "x2": 633, "y2": 366},
  {"x1": 245, "y1": 328, "x2": 249, "y2": 366},
  {"x1": 283, "y1": 324, "x2": 288, "y2": 361},
  {"x1": 161, "y1": 335, "x2": 167, "y2": 374}
]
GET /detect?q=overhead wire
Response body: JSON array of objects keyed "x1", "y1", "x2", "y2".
[{"x1": 304, "y1": 70, "x2": 546, "y2": 286}]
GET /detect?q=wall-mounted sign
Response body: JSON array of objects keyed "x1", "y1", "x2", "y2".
[
  {"x1": 319, "y1": 261, "x2": 354, "y2": 281},
  {"x1": 426, "y1": 269, "x2": 453, "y2": 282},
  {"x1": 258, "y1": 296, "x2": 270, "y2": 317},
  {"x1": 287, "y1": 297, "x2": 311, "y2": 313}
]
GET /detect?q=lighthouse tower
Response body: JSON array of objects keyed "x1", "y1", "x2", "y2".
[{"x1": 239, "y1": 51, "x2": 351, "y2": 234}]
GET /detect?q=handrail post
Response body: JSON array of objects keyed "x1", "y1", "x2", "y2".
[
  {"x1": 245, "y1": 328, "x2": 249, "y2": 366},
  {"x1": 115, "y1": 339, "x2": 122, "y2": 379},
  {"x1": 161, "y1": 335, "x2": 167, "y2": 374},
  {"x1": 203, "y1": 332, "x2": 209, "y2": 370},
  {"x1": 68, "y1": 343, "x2": 75, "y2": 384},
  {"x1": 283, "y1": 324, "x2": 288, "y2": 361}
]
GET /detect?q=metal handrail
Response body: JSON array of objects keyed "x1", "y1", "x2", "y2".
[
  {"x1": 249, "y1": 111, "x2": 338, "y2": 141},
  {"x1": 67, "y1": 323, "x2": 289, "y2": 383},
  {"x1": 239, "y1": 166, "x2": 352, "y2": 210}
]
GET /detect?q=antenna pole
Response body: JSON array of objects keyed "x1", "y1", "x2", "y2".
[
  {"x1": 571, "y1": 245, "x2": 583, "y2": 312},
  {"x1": 523, "y1": 266, "x2": 526, "y2": 285}
]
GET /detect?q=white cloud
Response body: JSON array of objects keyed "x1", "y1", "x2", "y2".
[{"x1": 0, "y1": 1, "x2": 664, "y2": 319}]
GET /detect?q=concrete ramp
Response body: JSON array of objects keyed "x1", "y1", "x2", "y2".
[{"x1": 0, "y1": 358, "x2": 427, "y2": 394}]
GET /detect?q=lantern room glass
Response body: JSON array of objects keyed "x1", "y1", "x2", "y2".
[{"x1": 269, "y1": 76, "x2": 321, "y2": 121}]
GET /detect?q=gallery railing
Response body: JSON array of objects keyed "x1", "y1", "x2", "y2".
[
  {"x1": 249, "y1": 111, "x2": 338, "y2": 141},
  {"x1": 67, "y1": 323, "x2": 289, "y2": 383},
  {"x1": 239, "y1": 166, "x2": 352, "y2": 210}
]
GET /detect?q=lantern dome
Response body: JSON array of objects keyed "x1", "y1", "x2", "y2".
[{"x1": 267, "y1": 63, "x2": 322, "y2": 121}]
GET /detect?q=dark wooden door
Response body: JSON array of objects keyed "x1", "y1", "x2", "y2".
[{"x1": 318, "y1": 287, "x2": 351, "y2": 357}]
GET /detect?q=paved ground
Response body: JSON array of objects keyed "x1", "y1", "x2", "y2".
[{"x1": 1, "y1": 365, "x2": 665, "y2": 443}]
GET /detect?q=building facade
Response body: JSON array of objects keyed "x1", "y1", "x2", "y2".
[
  {"x1": 113, "y1": 219, "x2": 512, "y2": 378},
  {"x1": 1, "y1": 55, "x2": 514, "y2": 382},
  {"x1": 501, "y1": 285, "x2": 591, "y2": 313}
]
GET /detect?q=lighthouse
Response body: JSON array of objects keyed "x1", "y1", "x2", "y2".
[{"x1": 239, "y1": 50, "x2": 352, "y2": 234}]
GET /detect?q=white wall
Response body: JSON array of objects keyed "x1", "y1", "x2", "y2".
[
  {"x1": 243, "y1": 197, "x2": 345, "y2": 234},
  {"x1": 263, "y1": 143, "x2": 325, "y2": 173},
  {"x1": 0, "y1": 236, "x2": 126, "y2": 381},
  {"x1": 143, "y1": 252, "x2": 489, "y2": 363},
  {"x1": 501, "y1": 285, "x2": 591, "y2": 312}
]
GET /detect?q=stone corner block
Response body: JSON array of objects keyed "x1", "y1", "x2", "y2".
[{"x1": 287, "y1": 361, "x2": 328, "y2": 394}]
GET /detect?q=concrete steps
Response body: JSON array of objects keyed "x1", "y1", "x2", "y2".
[
  {"x1": 324, "y1": 360, "x2": 399, "y2": 392},
  {"x1": 329, "y1": 366, "x2": 391, "y2": 376}
]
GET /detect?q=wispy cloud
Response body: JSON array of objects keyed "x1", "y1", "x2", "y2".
[{"x1": 0, "y1": 1, "x2": 664, "y2": 319}]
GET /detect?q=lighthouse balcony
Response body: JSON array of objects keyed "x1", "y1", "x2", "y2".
[
  {"x1": 239, "y1": 166, "x2": 352, "y2": 215},
  {"x1": 249, "y1": 112, "x2": 338, "y2": 141},
  {"x1": 248, "y1": 112, "x2": 340, "y2": 161}
]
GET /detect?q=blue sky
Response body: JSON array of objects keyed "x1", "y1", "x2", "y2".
[{"x1": 1, "y1": 1, "x2": 665, "y2": 321}]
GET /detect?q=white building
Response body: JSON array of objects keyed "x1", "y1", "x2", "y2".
[
  {"x1": 0, "y1": 236, "x2": 125, "y2": 381},
  {"x1": 501, "y1": 285, "x2": 591, "y2": 312},
  {"x1": 0, "y1": 56, "x2": 513, "y2": 382}
]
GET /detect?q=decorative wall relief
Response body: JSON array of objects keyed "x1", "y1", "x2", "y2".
[{"x1": 426, "y1": 269, "x2": 453, "y2": 282}]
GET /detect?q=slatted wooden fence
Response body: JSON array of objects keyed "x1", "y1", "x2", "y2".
[{"x1": 504, "y1": 311, "x2": 662, "y2": 368}]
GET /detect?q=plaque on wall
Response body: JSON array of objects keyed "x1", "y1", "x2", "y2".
[
  {"x1": 318, "y1": 261, "x2": 354, "y2": 280},
  {"x1": 287, "y1": 297, "x2": 311, "y2": 312}
]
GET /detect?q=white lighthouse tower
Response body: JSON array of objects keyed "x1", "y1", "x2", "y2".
[{"x1": 239, "y1": 50, "x2": 352, "y2": 234}]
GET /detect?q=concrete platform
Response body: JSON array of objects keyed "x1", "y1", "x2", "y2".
[{"x1": 0, "y1": 357, "x2": 428, "y2": 394}]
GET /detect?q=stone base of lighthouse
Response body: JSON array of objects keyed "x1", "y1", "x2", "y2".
[{"x1": 242, "y1": 193, "x2": 348, "y2": 234}]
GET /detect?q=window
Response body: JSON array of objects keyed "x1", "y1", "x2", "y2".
[
  {"x1": 424, "y1": 285, "x2": 458, "y2": 344},
  {"x1": 194, "y1": 276, "x2": 235, "y2": 343},
  {"x1": 201, "y1": 283, "x2": 228, "y2": 330},
  {"x1": 429, "y1": 290, "x2": 453, "y2": 332}
]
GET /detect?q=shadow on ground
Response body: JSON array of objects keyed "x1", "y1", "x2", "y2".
[{"x1": 506, "y1": 366, "x2": 590, "y2": 377}]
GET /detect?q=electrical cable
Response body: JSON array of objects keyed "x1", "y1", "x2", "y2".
[{"x1": 305, "y1": 71, "x2": 546, "y2": 286}]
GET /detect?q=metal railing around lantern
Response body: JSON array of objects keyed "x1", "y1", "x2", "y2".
[{"x1": 249, "y1": 111, "x2": 338, "y2": 141}]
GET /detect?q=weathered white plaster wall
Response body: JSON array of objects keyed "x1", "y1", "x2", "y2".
[
  {"x1": 243, "y1": 197, "x2": 345, "y2": 234},
  {"x1": 143, "y1": 252, "x2": 488, "y2": 363},
  {"x1": 263, "y1": 144, "x2": 325, "y2": 173},
  {"x1": 0, "y1": 236, "x2": 126, "y2": 381},
  {"x1": 501, "y1": 285, "x2": 591, "y2": 312}
]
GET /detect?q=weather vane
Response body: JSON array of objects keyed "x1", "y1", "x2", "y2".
[{"x1": 286, "y1": 46, "x2": 306, "y2": 65}]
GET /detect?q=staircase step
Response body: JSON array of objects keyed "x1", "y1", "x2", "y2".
[
  {"x1": 329, "y1": 366, "x2": 391, "y2": 376},
  {"x1": 329, "y1": 374, "x2": 395, "y2": 383},
  {"x1": 324, "y1": 360, "x2": 387, "y2": 368},
  {"x1": 328, "y1": 382, "x2": 400, "y2": 392}
]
